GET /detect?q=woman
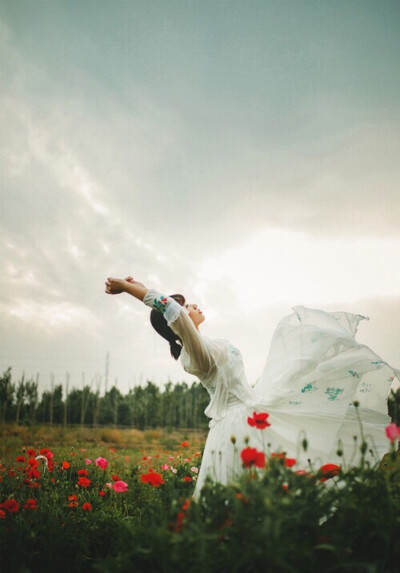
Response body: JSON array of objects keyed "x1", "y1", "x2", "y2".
[{"x1": 105, "y1": 276, "x2": 398, "y2": 498}]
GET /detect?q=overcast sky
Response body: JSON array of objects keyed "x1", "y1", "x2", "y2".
[{"x1": 1, "y1": 0, "x2": 399, "y2": 395}]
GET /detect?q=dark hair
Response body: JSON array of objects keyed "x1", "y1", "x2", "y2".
[{"x1": 150, "y1": 294, "x2": 186, "y2": 360}]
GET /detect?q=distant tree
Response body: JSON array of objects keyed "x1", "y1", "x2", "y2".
[
  {"x1": 143, "y1": 381, "x2": 161, "y2": 428},
  {"x1": 15, "y1": 374, "x2": 26, "y2": 425},
  {"x1": 25, "y1": 377, "x2": 39, "y2": 425},
  {"x1": 0, "y1": 367, "x2": 14, "y2": 424},
  {"x1": 100, "y1": 385, "x2": 123, "y2": 426}
]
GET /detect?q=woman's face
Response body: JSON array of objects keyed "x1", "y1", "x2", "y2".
[{"x1": 185, "y1": 303, "x2": 205, "y2": 328}]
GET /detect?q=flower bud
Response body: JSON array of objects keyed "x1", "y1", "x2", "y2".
[
  {"x1": 360, "y1": 442, "x2": 367, "y2": 455},
  {"x1": 302, "y1": 438, "x2": 308, "y2": 452},
  {"x1": 230, "y1": 435, "x2": 236, "y2": 445},
  {"x1": 353, "y1": 400, "x2": 359, "y2": 408},
  {"x1": 244, "y1": 435, "x2": 250, "y2": 445},
  {"x1": 336, "y1": 449, "x2": 343, "y2": 457}
]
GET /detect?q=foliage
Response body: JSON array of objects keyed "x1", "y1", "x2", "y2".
[
  {"x1": 0, "y1": 368, "x2": 210, "y2": 429},
  {"x1": 1, "y1": 419, "x2": 399, "y2": 573}
]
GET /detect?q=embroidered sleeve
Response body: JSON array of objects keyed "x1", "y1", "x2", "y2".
[{"x1": 143, "y1": 289, "x2": 215, "y2": 378}]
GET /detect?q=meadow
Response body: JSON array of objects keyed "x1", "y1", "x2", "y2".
[{"x1": 1, "y1": 413, "x2": 400, "y2": 573}]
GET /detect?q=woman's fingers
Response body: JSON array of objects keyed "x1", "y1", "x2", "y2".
[{"x1": 105, "y1": 277, "x2": 125, "y2": 295}]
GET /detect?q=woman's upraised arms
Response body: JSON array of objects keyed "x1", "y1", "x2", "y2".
[{"x1": 105, "y1": 279, "x2": 215, "y2": 378}]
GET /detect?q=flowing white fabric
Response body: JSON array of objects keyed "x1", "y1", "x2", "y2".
[{"x1": 143, "y1": 291, "x2": 398, "y2": 498}]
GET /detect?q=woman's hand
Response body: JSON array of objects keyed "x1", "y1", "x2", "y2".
[
  {"x1": 105, "y1": 277, "x2": 128, "y2": 295},
  {"x1": 105, "y1": 276, "x2": 148, "y2": 301}
]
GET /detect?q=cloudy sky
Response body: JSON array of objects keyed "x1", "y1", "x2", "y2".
[{"x1": 1, "y1": 0, "x2": 399, "y2": 395}]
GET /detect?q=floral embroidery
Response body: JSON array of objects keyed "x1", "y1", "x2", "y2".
[
  {"x1": 325, "y1": 387, "x2": 344, "y2": 401},
  {"x1": 153, "y1": 295, "x2": 169, "y2": 313},
  {"x1": 289, "y1": 401, "x2": 301, "y2": 405},
  {"x1": 359, "y1": 381, "x2": 371, "y2": 393},
  {"x1": 349, "y1": 370, "x2": 361, "y2": 379},
  {"x1": 371, "y1": 360, "x2": 384, "y2": 365},
  {"x1": 301, "y1": 382, "x2": 318, "y2": 394}
]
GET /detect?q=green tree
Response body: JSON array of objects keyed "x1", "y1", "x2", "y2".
[{"x1": 0, "y1": 367, "x2": 14, "y2": 424}]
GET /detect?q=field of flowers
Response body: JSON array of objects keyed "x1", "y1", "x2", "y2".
[{"x1": 1, "y1": 409, "x2": 400, "y2": 573}]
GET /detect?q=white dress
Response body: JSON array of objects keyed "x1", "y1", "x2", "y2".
[{"x1": 143, "y1": 290, "x2": 399, "y2": 498}]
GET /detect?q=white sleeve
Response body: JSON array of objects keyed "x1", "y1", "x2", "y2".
[{"x1": 143, "y1": 289, "x2": 215, "y2": 378}]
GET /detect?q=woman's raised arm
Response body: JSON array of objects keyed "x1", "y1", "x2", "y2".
[{"x1": 105, "y1": 277, "x2": 148, "y2": 301}]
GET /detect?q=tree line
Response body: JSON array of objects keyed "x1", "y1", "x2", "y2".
[
  {"x1": 1, "y1": 367, "x2": 399, "y2": 430},
  {"x1": 0, "y1": 368, "x2": 210, "y2": 429}
]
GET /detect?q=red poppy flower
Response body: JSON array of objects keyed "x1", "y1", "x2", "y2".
[
  {"x1": 141, "y1": 472, "x2": 165, "y2": 487},
  {"x1": 8, "y1": 470, "x2": 16, "y2": 477},
  {"x1": 99, "y1": 490, "x2": 106, "y2": 497},
  {"x1": 0, "y1": 509, "x2": 6, "y2": 519},
  {"x1": 180, "y1": 441, "x2": 190, "y2": 448},
  {"x1": 68, "y1": 501, "x2": 78, "y2": 508},
  {"x1": 61, "y1": 461, "x2": 70, "y2": 470},
  {"x1": 16, "y1": 456, "x2": 26, "y2": 463},
  {"x1": 23, "y1": 498, "x2": 37, "y2": 510},
  {"x1": 82, "y1": 502, "x2": 92, "y2": 511},
  {"x1": 318, "y1": 464, "x2": 340, "y2": 482},
  {"x1": 182, "y1": 498, "x2": 190, "y2": 511},
  {"x1": 27, "y1": 469, "x2": 40, "y2": 479},
  {"x1": 111, "y1": 474, "x2": 120, "y2": 481},
  {"x1": 77, "y1": 477, "x2": 91, "y2": 488},
  {"x1": 183, "y1": 476, "x2": 191, "y2": 483},
  {"x1": 44, "y1": 451, "x2": 54, "y2": 460},
  {"x1": 3, "y1": 499, "x2": 19, "y2": 513},
  {"x1": 27, "y1": 449, "x2": 36, "y2": 457},
  {"x1": 247, "y1": 411, "x2": 271, "y2": 429},
  {"x1": 240, "y1": 447, "x2": 266, "y2": 468},
  {"x1": 68, "y1": 495, "x2": 78, "y2": 502},
  {"x1": 28, "y1": 458, "x2": 39, "y2": 468},
  {"x1": 77, "y1": 469, "x2": 89, "y2": 477},
  {"x1": 270, "y1": 453, "x2": 297, "y2": 467}
]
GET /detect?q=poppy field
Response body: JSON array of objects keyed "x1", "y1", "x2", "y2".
[{"x1": 1, "y1": 411, "x2": 400, "y2": 573}]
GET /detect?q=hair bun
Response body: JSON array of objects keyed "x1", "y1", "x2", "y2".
[
  {"x1": 169, "y1": 340, "x2": 183, "y2": 360},
  {"x1": 149, "y1": 294, "x2": 186, "y2": 361}
]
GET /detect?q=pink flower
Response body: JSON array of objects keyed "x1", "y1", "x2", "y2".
[
  {"x1": 105, "y1": 482, "x2": 113, "y2": 489},
  {"x1": 85, "y1": 459, "x2": 92, "y2": 465},
  {"x1": 161, "y1": 464, "x2": 169, "y2": 470},
  {"x1": 190, "y1": 467, "x2": 199, "y2": 474},
  {"x1": 168, "y1": 456, "x2": 174, "y2": 461},
  {"x1": 94, "y1": 457, "x2": 108, "y2": 469},
  {"x1": 171, "y1": 468, "x2": 177, "y2": 474},
  {"x1": 385, "y1": 423, "x2": 400, "y2": 442},
  {"x1": 112, "y1": 480, "x2": 128, "y2": 493}
]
